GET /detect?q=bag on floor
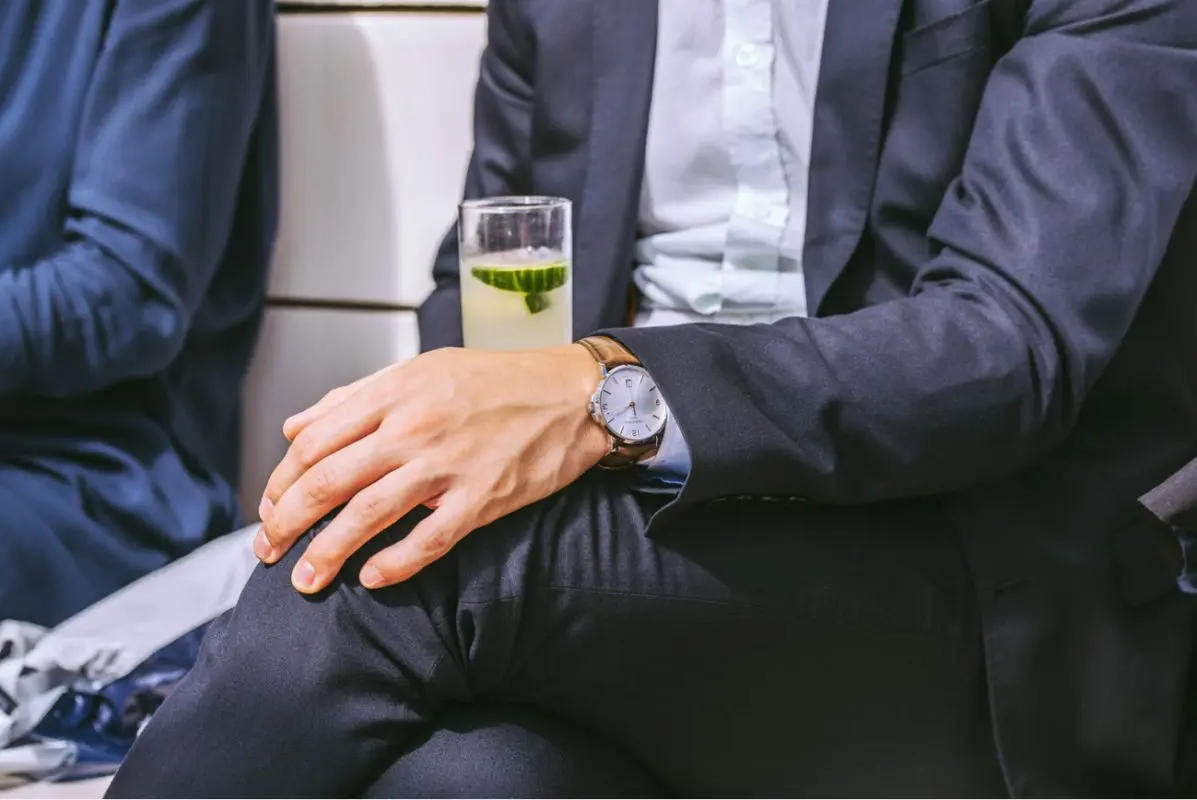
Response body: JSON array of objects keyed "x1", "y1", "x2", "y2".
[{"x1": 0, "y1": 526, "x2": 259, "y2": 783}]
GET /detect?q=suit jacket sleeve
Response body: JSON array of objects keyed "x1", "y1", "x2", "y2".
[
  {"x1": 0, "y1": 0, "x2": 273, "y2": 398},
  {"x1": 418, "y1": 0, "x2": 535, "y2": 351},
  {"x1": 608, "y1": 0, "x2": 1197, "y2": 507}
]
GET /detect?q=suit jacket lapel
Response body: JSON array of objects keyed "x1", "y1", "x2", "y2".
[
  {"x1": 575, "y1": 0, "x2": 659, "y2": 336},
  {"x1": 804, "y1": 0, "x2": 904, "y2": 314}
]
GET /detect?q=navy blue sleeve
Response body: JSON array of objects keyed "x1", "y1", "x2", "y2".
[{"x1": 0, "y1": 0, "x2": 274, "y2": 398}]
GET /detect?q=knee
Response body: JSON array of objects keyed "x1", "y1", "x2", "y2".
[
  {"x1": 212, "y1": 531, "x2": 382, "y2": 688},
  {"x1": 198, "y1": 520, "x2": 449, "y2": 710},
  {"x1": 111, "y1": 520, "x2": 456, "y2": 798},
  {"x1": 364, "y1": 705, "x2": 668, "y2": 798}
]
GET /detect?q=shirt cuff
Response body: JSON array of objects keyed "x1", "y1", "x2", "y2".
[{"x1": 635, "y1": 412, "x2": 691, "y2": 489}]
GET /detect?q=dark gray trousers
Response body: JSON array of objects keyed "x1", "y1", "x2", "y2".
[{"x1": 106, "y1": 473, "x2": 1006, "y2": 797}]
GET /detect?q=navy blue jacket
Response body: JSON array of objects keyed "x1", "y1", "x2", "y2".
[
  {"x1": 0, "y1": 1, "x2": 278, "y2": 624},
  {"x1": 420, "y1": 0, "x2": 1197, "y2": 793}
]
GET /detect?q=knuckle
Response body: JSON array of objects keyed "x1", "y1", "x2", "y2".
[
  {"x1": 291, "y1": 431, "x2": 322, "y2": 468},
  {"x1": 373, "y1": 564, "x2": 403, "y2": 587},
  {"x1": 264, "y1": 469, "x2": 294, "y2": 505},
  {"x1": 304, "y1": 463, "x2": 339, "y2": 505},
  {"x1": 262, "y1": 479, "x2": 283, "y2": 505},
  {"x1": 358, "y1": 491, "x2": 391, "y2": 526},
  {"x1": 303, "y1": 541, "x2": 343, "y2": 573},
  {"x1": 257, "y1": 526, "x2": 277, "y2": 549},
  {"x1": 423, "y1": 526, "x2": 457, "y2": 558},
  {"x1": 377, "y1": 413, "x2": 412, "y2": 441}
]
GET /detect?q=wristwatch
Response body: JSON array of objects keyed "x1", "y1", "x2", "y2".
[{"x1": 577, "y1": 336, "x2": 669, "y2": 469}]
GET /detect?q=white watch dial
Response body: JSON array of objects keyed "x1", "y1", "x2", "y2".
[{"x1": 597, "y1": 365, "x2": 668, "y2": 443}]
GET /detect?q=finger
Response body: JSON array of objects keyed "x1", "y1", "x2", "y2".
[
  {"x1": 358, "y1": 500, "x2": 473, "y2": 589},
  {"x1": 289, "y1": 464, "x2": 436, "y2": 593},
  {"x1": 260, "y1": 390, "x2": 384, "y2": 518},
  {"x1": 282, "y1": 385, "x2": 354, "y2": 442},
  {"x1": 283, "y1": 372, "x2": 377, "y2": 441},
  {"x1": 257, "y1": 432, "x2": 397, "y2": 564},
  {"x1": 282, "y1": 363, "x2": 398, "y2": 441}
]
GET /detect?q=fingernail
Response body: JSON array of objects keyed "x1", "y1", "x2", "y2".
[
  {"x1": 292, "y1": 559, "x2": 318, "y2": 592},
  {"x1": 253, "y1": 529, "x2": 275, "y2": 562},
  {"x1": 258, "y1": 496, "x2": 273, "y2": 522},
  {"x1": 360, "y1": 563, "x2": 384, "y2": 589}
]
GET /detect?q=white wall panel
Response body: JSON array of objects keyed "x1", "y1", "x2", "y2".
[
  {"x1": 271, "y1": 12, "x2": 485, "y2": 306},
  {"x1": 239, "y1": 307, "x2": 420, "y2": 514}
]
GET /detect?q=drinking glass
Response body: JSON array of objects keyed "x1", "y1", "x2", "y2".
[{"x1": 458, "y1": 196, "x2": 572, "y2": 350}]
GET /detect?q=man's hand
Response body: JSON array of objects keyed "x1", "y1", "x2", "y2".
[{"x1": 254, "y1": 345, "x2": 608, "y2": 593}]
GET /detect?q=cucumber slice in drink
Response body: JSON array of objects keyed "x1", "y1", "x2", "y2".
[{"x1": 470, "y1": 262, "x2": 568, "y2": 314}]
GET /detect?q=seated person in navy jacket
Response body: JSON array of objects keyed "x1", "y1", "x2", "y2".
[{"x1": 0, "y1": 0, "x2": 278, "y2": 626}]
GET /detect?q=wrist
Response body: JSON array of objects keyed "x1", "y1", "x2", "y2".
[{"x1": 547, "y1": 344, "x2": 609, "y2": 465}]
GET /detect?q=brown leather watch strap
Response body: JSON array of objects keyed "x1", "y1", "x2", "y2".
[
  {"x1": 597, "y1": 441, "x2": 658, "y2": 469},
  {"x1": 577, "y1": 336, "x2": 640, "y2": 368}
]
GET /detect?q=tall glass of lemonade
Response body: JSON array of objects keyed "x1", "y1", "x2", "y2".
[{"x1": 458, "y1": 197, "x2": 572, "y2": 350}]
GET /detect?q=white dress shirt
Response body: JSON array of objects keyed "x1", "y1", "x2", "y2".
[{"x1": 636, "y1": 0, "x2": 830, "y2": 483}]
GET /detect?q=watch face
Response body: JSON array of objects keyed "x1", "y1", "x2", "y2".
[{"x1": 597, "y1": 365, "x2": 668, "y2": 443}]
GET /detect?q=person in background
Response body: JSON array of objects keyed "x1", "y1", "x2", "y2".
[
  {"x1": 110, "y1": 0, "x2": 1197, "y2": 796},
  {"x1": 0, "y1": 0, "x2": 278, "y2": 626}
]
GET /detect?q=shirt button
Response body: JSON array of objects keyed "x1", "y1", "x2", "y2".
[
  {"x1": 742, "y1": 199, "x2": 771, "y2": 223},
  {"x1": 735, "y1": 44, "x2": 759, "y2": 68}
]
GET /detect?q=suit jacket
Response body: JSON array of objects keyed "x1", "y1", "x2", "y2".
[{"x1": 419, "y1": 0, "x2": 1197, "y2": 794}]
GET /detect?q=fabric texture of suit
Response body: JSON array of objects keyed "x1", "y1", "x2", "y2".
[{"x1": 415, "y1": 0, "x2": 1197, "y2": 794}]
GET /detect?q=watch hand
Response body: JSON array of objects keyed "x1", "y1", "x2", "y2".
[{"x1": 609, "y1": 401, "x2": 635, "y2": 420}]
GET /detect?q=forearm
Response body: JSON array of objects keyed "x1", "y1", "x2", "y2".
[
  {"x1": 0, "y1": 220, "x2": 187, "y2": 398},
  {"x1": 0, "y1": 0, "x2": 276, "y2": 397},
  {"x1": 614, "y1": 283, "x2": 1069, "y2": 505}
]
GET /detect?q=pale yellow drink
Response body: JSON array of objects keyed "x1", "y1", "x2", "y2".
[
  {"x1": 461, "y1": 250, "x2": 571, "y2": 350},
  {"x1": 458, "y1": 196, "x2": 573, "y2": 350}
]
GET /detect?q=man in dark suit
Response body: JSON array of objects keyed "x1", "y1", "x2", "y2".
[{"x1": 109, "y1": 0, "x2": 1197, "y2": 796}]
